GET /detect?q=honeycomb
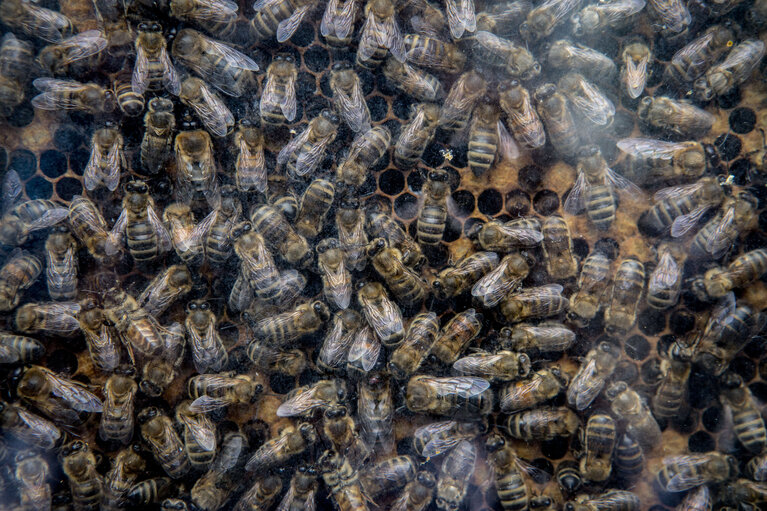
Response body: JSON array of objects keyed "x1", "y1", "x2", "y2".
[{"x1": 1, "y1": 0, "x2": 767, "y2": 510}]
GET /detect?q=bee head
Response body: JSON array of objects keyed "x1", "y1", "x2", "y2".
[
  {"x1": 332, "y1": 60, "x2": 352, "y2": 71},
  {"x1": 485, "y1": 433, "x2": 505, "y2": 452},
  {"x1": 312, "y1": 301, "x2": 330, "y2": 322},
  {"x1": 366, "y1": 237, "x2": 387, "y2": 257}
]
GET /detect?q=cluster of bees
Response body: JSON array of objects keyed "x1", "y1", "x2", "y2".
[{"x1": 0, "y1": 0, "x2": 766, "y2": 509}]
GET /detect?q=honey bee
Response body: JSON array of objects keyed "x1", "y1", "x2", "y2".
[
  {"x1": 319, "y1": 450, "x2": 369, "y2": 511},
  {"x1": 236, "y1": 231, "x2": 301, "y2": 306},
  {"x1": 318, "y1": 310, "x2": 362, "y2": 373},
  {"x1": 296, "y1": 179, "x2": 336, "y2": 239},
  {"x1": 439, "y1": 70, "x2": 487, "y2": 134},
  {"x1": 534, "y1": 83, "x2": 580, "y2": 159},
  {"x1": 417, "y1": 168, "x2": 450, "y2": 247},
  {"x1": 433, "y1": 251, "x2": 498, "y2": 299},
  {"x1": 0, "y1": 0, "x2": 74, "y2": 43},
  {"x1": 138, "y1": 264, "x2": 193, "y2": 317},
  {"x1": 125, "y1": 477, "x2": 174, "y2": 506},
  {"x1": 567, "y1": 342, "x2": 619, "y2": 411},
  {"x1": 172, "y1": 29, "x2": 258, "y2": 98},
  {"x1": 603, "y1": 258, "x2": 645, "y2": 335},
  {"x1": 500, "y1": 367, "x2": 568, "y2": 412},
  {"x1": 361, "y1": 456, "x2": 415, "y2": 499},
  {"x1": 335, "y1": 198, "x2": 367, "y2": 271},
  {"x1": 61, "y1": 441, "x2": 103, "y2": 511},
  {"x1": 557, "y1": 460, "x2": 582, "y2": 494},
  {"x1": 652, "y1": 342, "x2": 690, "y2": 420},
  {"x1": 504, "y1": 407, "x2": 580, "y2": 441},
  {"x1": 638, "y1": 177, "x2": 725, "y2": 237},
  {"x1": 646, "y1": 0, "x2": 690, "y2": 35},
  {"x1": 84, "y1": 124, "x2": 126, "y2": 193},
  {"x1": 497, "y1": 81, "x2": 545, "y2": 151},
  {"x1": 15, "y1": 301, "x2": 82, "y2": 337},
  {"x1": 322, "y1": 405, "x2": 371, "y2": 467},
  {"x1": 558, "y1": 73, "x2": 615, "y2": 128},
  {"x1": 432, "y1": 308, "x2": 482, "y2": 364},
  {"x1": 188, "y1": 373, "x2": 263, "y2": 412},
  {"x1": 233, "y1": 474, "x2": 283, "y2": 511},
  {"x1": 656, "y1": 453, "x2": 738, "y2": 492},
  {"x1": 191, "y1": 430, "x2": 248, "y2": 511},
  {"x1": 453, "y1": 350, "x2": 531, "y2": 382},
  {"x1": 278, "y1": 378, "x2": 347, "y2": 418},
  {"x1": 405, "y1": 375, "x2": 493, "y2": 418},
  {"x1": 174, "y1": 128, "x2": 220, "y2": 207},
  {"x1": 500, "y1": 284, "x2": 569, "y2": 324},
  {"x1": 520, "y1": 0, "x2": 583, "y2": 41},
  {"x1": 578, "y1": 414, "x2": 616, "y2": 483},
  {"x1": 0, "y1": 33, "x2": 34, "y2": 117},
  {"x1": 468, "y1": 98, "x2": 520, "y2": 176},
  {"x1": 358, "y1": 373, "x2": 394, "y2": 452},
  {"x1": 475, "y1": 0, "x2": 532, "y2": 35},
  {"x1": 392, "y1": 470, "x2": 436, "y2": 511},
  {"x1": 0, "y1": 332, "x2": 44, "y2": 362},
  {"x1": 337, "y1": 126, "x2": 391, "y2": 187},
  {"x1": 541, "y1": 216, "x2": 577, "y2": 279},
  {"x1": 748, "y1": 452, "x2": 767, "y2": 481},
  {"x1": 637, "y1": 96, "x2": 715, "y2": 138},
  {"x1": 163, "y1": 203, "x2": 215, "y2": 267},
  {"x1": 394, "y1": 102, "x2": 440, "y2": 169},
  {"x1": 647, "y1": 243, "x2": 682, "y2": 309},
  {"x1": 175, "y1": 400, "x2": 216, "y2": 470},
  {"x1": 720, "y1": 371, "x2": 767, "y2": 454},
  {"x1": 471, "y1": 253, "x2": 528, "y2": 308},
  {"x1": 250, "y1": 0, "x2": 319, "y2": 42},
  {"x1": 0, "y1": 249, "x2": 42, "y2": 311},
  {"x1": 67, "y1": 196, "x2": 116, "y2": 265},
  {"x1": 42, "y1": 228, "x2": 77, "y2": 301},
  {"x1": 472, "y1": 32, "x2": 540, "y2": 80},
  {"x1": 620, "y1": 40, "x2": 651, "y2": 99},
  {"x1": 367, "y1": 211, "x2": 426, "y2": 269},
  {"x1": 245, "y1": 423, "x2": 319, "y2": 472},
  {"x1": 99, "y1": 368, "x2": 138, "y2": 444},
  {"x1": 383, "y1": 57, "x2": 443, "y2": 101},
  {"x1": 15, "y1": 365, "x2": 102, "y2": 427},
  {"x1": 37, "y1": 30, "x2": 107, "y2": 76},
  {"x1": 139, "y1": 322, "x2": 184, "y2": 398},
  {"x1": 485, "y1": 433, "x2": 542, "y2": 511},
  {"x1": 317, "y1": 238, "x2": 352, "y2": 310},
  {"x1": 354, "y1": 281, "x2": 403, "y2": 346},
  {"x1": 412, "y1": 420, "x2": 483, "y2": 458},
  {"x1": 678, "y1": 485, "x2": 712, "y2": 511},
  {"x1": 435, "y1": 440, "x2": 476, "y2": 511},
  {"x1": 568, "y1": 252, "x2": 610, "y2": 326},
  {"x1": 701, "y1": 248, "x2": 767, "y2": 300},
  {"x1": 665, "y1": 25, "x2": 734, "y2": 85},
  {"x1": 108, "y1": 180, "x2": 172, "y2": 263},
  {"x1": 690, "y1": 192, "x2": 758, "y2": 261},
  {"x1": 367, "y1": 238, "x2": 428, "y2": 309},
  {"x1": 617, "y1": 138, "x2": 706, "y2": 186},
  {"x1": 247, "y1": 340, "x2": 306, "y2": 376},
  {"x1": 0, "y1": 400, "x2": 62, "y2": 450},
  {"x1": 251, "y1": 204, "x2": 312, "y2": 267},
  {"x1": 132, "y1": 22, "x2": 179, "y2": 96},
  {"x1": 388, "y1": 312, "x2": 439, "y2": 380},
  {"x1": 321, "y1": 0, "x2": 359, "y2": 46},
  {"x1": 138, "y1": 407, "x2": 190, "y2": 479},
  {"x1": 571, "y1": 0, "x2": 645, "y2": 35},
  {"x1": 15, "y1": 452, "x2": 51, "y2": 510},
  {"x1": 614, "y1": 434, "x2": 644, "y2": 481},
  {"x1": 695, "y1": 39, "x2": 766, "y2": 101},
  {"x1": 329, "y1": 62, "x2": 371, "y2": 133},
  {"x1": 102, "y1": 447, "x2": 146, "y2": 511},
  {"x1": 276, "y1": 464, "x2": 318, "y2": 511},
  {"x1": 178, "y1": 77, "x2": 234, "y2": 137},
  {"x1": 547, "y1": 39, "x2": 617, "y2": 85},
  {"x1": 102, "y1": 286, "x2": 166, "y2": 357},
  {"x1": 278, "y1": 110, "x2": 339, "y2": 178},
  {"x1": 564, "y1": 490, "x2": 640, "y2": 511},
  {"x1": 566, "y1": 145, "x2": 641, "y2": 230},
  {"x1": 356, "y1": 0, "x2": 405, "y2": 68},
  {"x1": 185, "y1": 300, "x2": 228, "y2": 374},
  {"x1": 31, "y1": 78, "x2": 114, "y2": 113},
  {"x1": 251, "y1": 300, "x2": 329, "y2": 347},
  {"x1": 260, "y1": 53, "x2": 298, "y2": 125},
  {"x1": 233, "y1": 120, "x2": 266, "y2": 193},
  {"x1": 473, "y1": 217, "x2": 543, "y2": 253},
  {"x1": 606, "y1": 382, "x2": 662, "y2": 450},
  {"x1": 404, "y1": 34, "x2": 465, "y2": 73},
  {"x1": 170, "y1": 0, "x2": 239, "y2": 39},
  {"x1": 140, "y1": 97, "x2": 176, "y2": 174},
  {"x1": 114, "y1": 71, "x2": 146, "y2": 117}
]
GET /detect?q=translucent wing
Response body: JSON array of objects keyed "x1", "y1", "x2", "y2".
[
  {"x1": 23, "y1": 5, "x2": 69, "y2": 42},
  {"x1": 422, "y1": 432, "x2": 465, "y2": 458},
  {"x1": 322, "y1": 0, "x2": 356, "y2": 38},
  {"x1": 428, "y1": 376, "x2": 490, "y2": 396},
  {"x1": 550, "y1": 0, "x2": 584, "y2": 24},
  {"x1": 277, "y1": 126, "x2": 310, "y2": 167},
  {"x1": 670, "y1": 205, "x2": 710, "y2": 237},
  {"x1": 132, "y1": 46, "x2": 150, "y2": 95},
  {"x1": 203, "y1": 40, "x2": 259, "y2": 96},
  {"x1": 653, "y1": 181, "x2": 703, "y2": 202},
  {"x1": 321, "y1": 0, "x2": 339, "y2": 36},
  {"x1": 47, "y1": 246, "x2": 74, "y2": 288},
  {"x1": 361, "y1": 10, "x2": 404, "y2": 62},
  {"x1": 456, "y1": 251, "x2": 499, "y2": 273},
  {"x1": 237, "y1": 136, "x2": 266, "y2": 192},
  {"x1": 567, "y1": 357, "x2": 602, "y2": 410},
  {"x1": 333, "y1": 80, "x2": 371, "y2": 133},
  {"x1": 17, "y1": 407, "x2": 61, "y2": 447},
  {"x1": 706, "y1": 207, "x2": 735, "y2": 256},
  {"x1": 193, "y1": 84, "x2": 234, "y2": 137},
  {"x1": 245, "y1": 433, "x2": 290, "y2": 471},
  {"x1": 497, "y1": 120, "x2": 520, "y2": 161},
  {"x1": 2, "y1": 169, "x2": 22, "y2": 213},
  {"x1": 446, "y1": 0, "x2": 476, "y2": 38},
  {"x1": 58, "y1": 30, "x2": 108, "y2": 64},
  {"x1": 160, "y1": 48, "x2": 180, "y2": 95},
  {"x1": 347, "y1": 326, "x2": 381, "y2": 371},
  {"x1": 253, "y1": 0, "x2": 282, "y2": 10},
  {"x1": 623, "y1": 51, "x2": 649, "y2": 98},
  {"x1": 453, "y1": 353, "x2": 501, "y2": 376},
  {"x1": 283, "y1": 75, "x2": 298, "y2": 122},
  {"x1": 147, "y1": 205, "x2": 173, "y2": 252},
  {"x1": 319, "y1": 315, "x2": 356, "y2": 367},
  {"x1": 26, "y1": 207, "x2": 68, "y2": 232},
  {"x1": 276, "y1": 385, "x2": 326, "y2": 417},
  {"x1": 31, "y1": 79, "x2": 86, "y2": 110},
  {"x1": 564, "y1": 170, "x2": 589, "y2": 214},
  {"x1": 601, "y1": 0, "x2": 645, "y2": 23},
  {"x1": 604, "y1": 166, "x2": 643, "y2": 197},
  {"x1": 617, "y1": 138, "x2": 679, "y2": 159},
  {"x1": 650, "y1": 250, "x2": 679, "y2": 289},
  {"x1": 500, "y1": 375, "x2": 545, "y2": 412},
  {"x1": 497, "y1": 224, "x2": 544, "y2": 247},
  {"x1": 178, "y1": 412, "x2": 216, "y2": 451},
  {"x1": 359, "y1": 291, "x2": 404, "y2": 342},
  {"x1": 471, "y1": 256, "x2": 523, "y2": 307},
  {"x1": 103, "y1": 139, "x2": 122, "y2": 192},
  {"x1": 474, "y1": 31, "x2": 514, "y2": 57},
  {"x1": 46, "y1": 368, "x2": 103, "y2": 412},
  {"x1": 189, "y1": 395, "x2": 230, "y2": 413},
  {"x1": 277, "y1": 4, "x2": 312, "y2": 42},
  {"x1": 319, "y1": 257, "x2": 351, "y2": 309},
  {"x1": 295, "y1": 132, "x2": 332, "y2": 176},
  {"x1": 106, "y1": 209, "x2": 127, "y2": 255},
  {"x1": 186, "y1": 0, "x2": 239, "y2": 22},
  {"x1": 671, "y1": 31, "x2": 716, "y2": 78},
  {"x1": 663, "y1": 456, "x2": 708, "y2": 491},
  {"x1": 402, "y1": 63, "x2": 440, "y2": 100},
  {"x1": 569, "y1": 80, "x2": 614, "y2": 126},
  {"x1": 720, "y1": 40, "x2": 766, "y2": 82}
]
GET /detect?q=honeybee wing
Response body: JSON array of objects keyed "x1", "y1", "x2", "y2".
[
  {"x1": 427, "y1": 375, "x2": 490, "y2": 397},
  {"x1": 453, "y1": 353, "x2": 503, "y2": 377},
  {"x1": 651, "y1": 0, "x2": 690, "y2": 32},
  {"x1": 178, "y1": 209, "x2": 217, "y2": 253},
  {"x1": 85, "y1": 324, "x2": 118, "y2": 370},
  {"x1": 653, "y1": 181, "x2": 704, "y2": 202},
  {"x1": 568, "y1": 79, "x2": 614, "y2": 126},
  {"x1": 471, "y1": 256, "x2": 523, "y2": 307},
  {"x1": 348, "y1": 326, "x2": 381, "y2": 371},
  {"x1": 318, "y1": 255, "x2": 351, "y2": 310},
  {"x1": 567, "y1": 356, "x2": 602, "y2": 410},
  {"x1": 47, "y1": 245, "x2": 75, "y2": 288},
  {"x1": 417, "y1": 422, "x2": 466, "y2": 458},
  {"x1": 623, "y1": 50, "x2": 649, "y2": 98},
  {"x1": 359, "y1": 289, "x2": 404, "y2": 342},
  {"x1": 401, "y1": 62, "x2": 441, "y2": 100},
  {"x1": 500, "y1": 374, "x2": 544, "y2": 411},
  {"x1": 670, "y1": 30, "x2": 717, "y2": 76},
  {"x1": 106, "y1": 209, "x2": 127, "y2": 256},
  {"x1": 22, "y1": 4, "x2": 70, "y2": 43},
  {"x1": 139, "y1": 270, "x2": 175, "y2": 315},
  {"x1": 599, "y1": 0, "x2": 646, "y2": 23},
  {"x1": 31, "y1": 78, "x2": 88, "y2": 110},
  {"x1": 177, "y1": 410, "x2": 216, "y2": 451},
  {"x1": 500, "y1": 224, "x2": 544, "y2": 247},
  {"x1": 359, "y1": 7, "x2": 405, "y2": 62},
  {"x1": 245, "y1": 432, "x2": 293, "y2": 472},
  {"x1": 277, "y1": 4, "x2": 313, "y2": 43},
  {"x1": 497, "y1": 119, "x2": 520, "y2": 161},
  {"x1": 237, "y1": 135, "x2": 266, "y2": 193},
  {"x1": 548, "y1": 0, "x2": 586, "y2": 25},
  {"x1": 604, "y1": 165, "x2": 643, "y2": 198},
  {"x1": 277, "y1": 127, "x2": 311, "y2": 167},
  {"x1": 322, "y1": 0, "x2": 357, "y2": 39},
  {"x1": 56, "y1": 30, "x2": 108, "y2": 64},
  {"x1": 132, "y1": 45, "x2": 151, "y2": 96},
  {"x1": 398, "y1": 106, "x2": 428, "y2": 145},
  {"x1": 391, "y1": 491, "x2": 415, "y2": 511},
  {"x1": 147, "y1": 205, "x2": 173, "y2": 252},
  {"x1": 705, "y1": 206, "x2": 735, "y2": 257},
  {"x1": 191, "y1": 84, "x2": 234, "y2": 137},
  {"x1": 103, "y1": 138, "x2": 122, "y2": 192},
  {"x1": 295, "y1": 131, "x2": 334, "y2": 177},
  {"x1": 564, "y1": 170, "x2": 589, "y2": 215},
  {"x1": 617, "y1": 138, "x2": 680, "y2": 160},
  {"x1": 202, "y1": 40, "x2": 259, "y2": 96},
  {"x1": 650, "y1": 249, "x2": 679, "y2": 289},
  {"x1": 189, "y1": 395, "x2": 232, "y2": 413},
  {"x1": 333, "y1": 79, "x2": 371, "y2": 133},
  {"x1": 671, "y1": 205, "x2": 711, "y2": 237},
  {"x1": 16, "y1": 406, "x2": 61, "y2": 447},
  {"x1": 320, "y1": 315, "x2": 357, "y2": 367},
  {"x1": 252, "y1": 0, "x2": 282, "y2": 9},
  {"x1": 276, "y1": 384, "x2": 327, "y2": 417},
  {"x1": 159, "y1": 47, "x2": 180, "y2": 96},
  {"x1": 718, "y1": 40, "x2": 766, "y2": 82},
  {"x1": 2, "y1": 169, "x2": 23, "y2": 213},
  {"x1": 0, "y1": 344, "x2": 19, "y2": 363},
  {"x1": 445, "y1": 0, "x2": 476, "y2": 38},
  {"x1": 26, "y1": 207, "x2": 69, "y2": 233},
  {"x1": 440, "y1": 75, "x2": 480, "y2": 124},
  {"x1": 185, "y1": 0, "x2": 239, "y2": 22},
  {"x1": 661, "y1": 455, "x2": 708, "y2": 491},
  {"x1": 42, "y1": 367, "x2": 102, "y2": 412},
  {"x1": 278, "y1": 483, "x2": 316, "y2": 511}
]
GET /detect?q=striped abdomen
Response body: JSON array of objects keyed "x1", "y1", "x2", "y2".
[
  {"x1": 468, "y1": 121, "x2": 498, "y2": 176},
  {"x1": 417, "y1": 203, "x2": 447, "y2": 246},
  {"x1": 586, "y1": 184, "x2": 616, "y2": 230}
]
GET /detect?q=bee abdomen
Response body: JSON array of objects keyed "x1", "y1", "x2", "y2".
[
  {"x1": 468, "y1": 129, "x2": 498, "y2": 176},
  {"x1": 733, "y1": 411, "x2": 767, "y2": 453},
  {"x1": 586, "y1": 185, "x2": 616, "y2": 230},
  {"x1": 417, "y1": 204, "x2": 447, "y2": 246}
]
